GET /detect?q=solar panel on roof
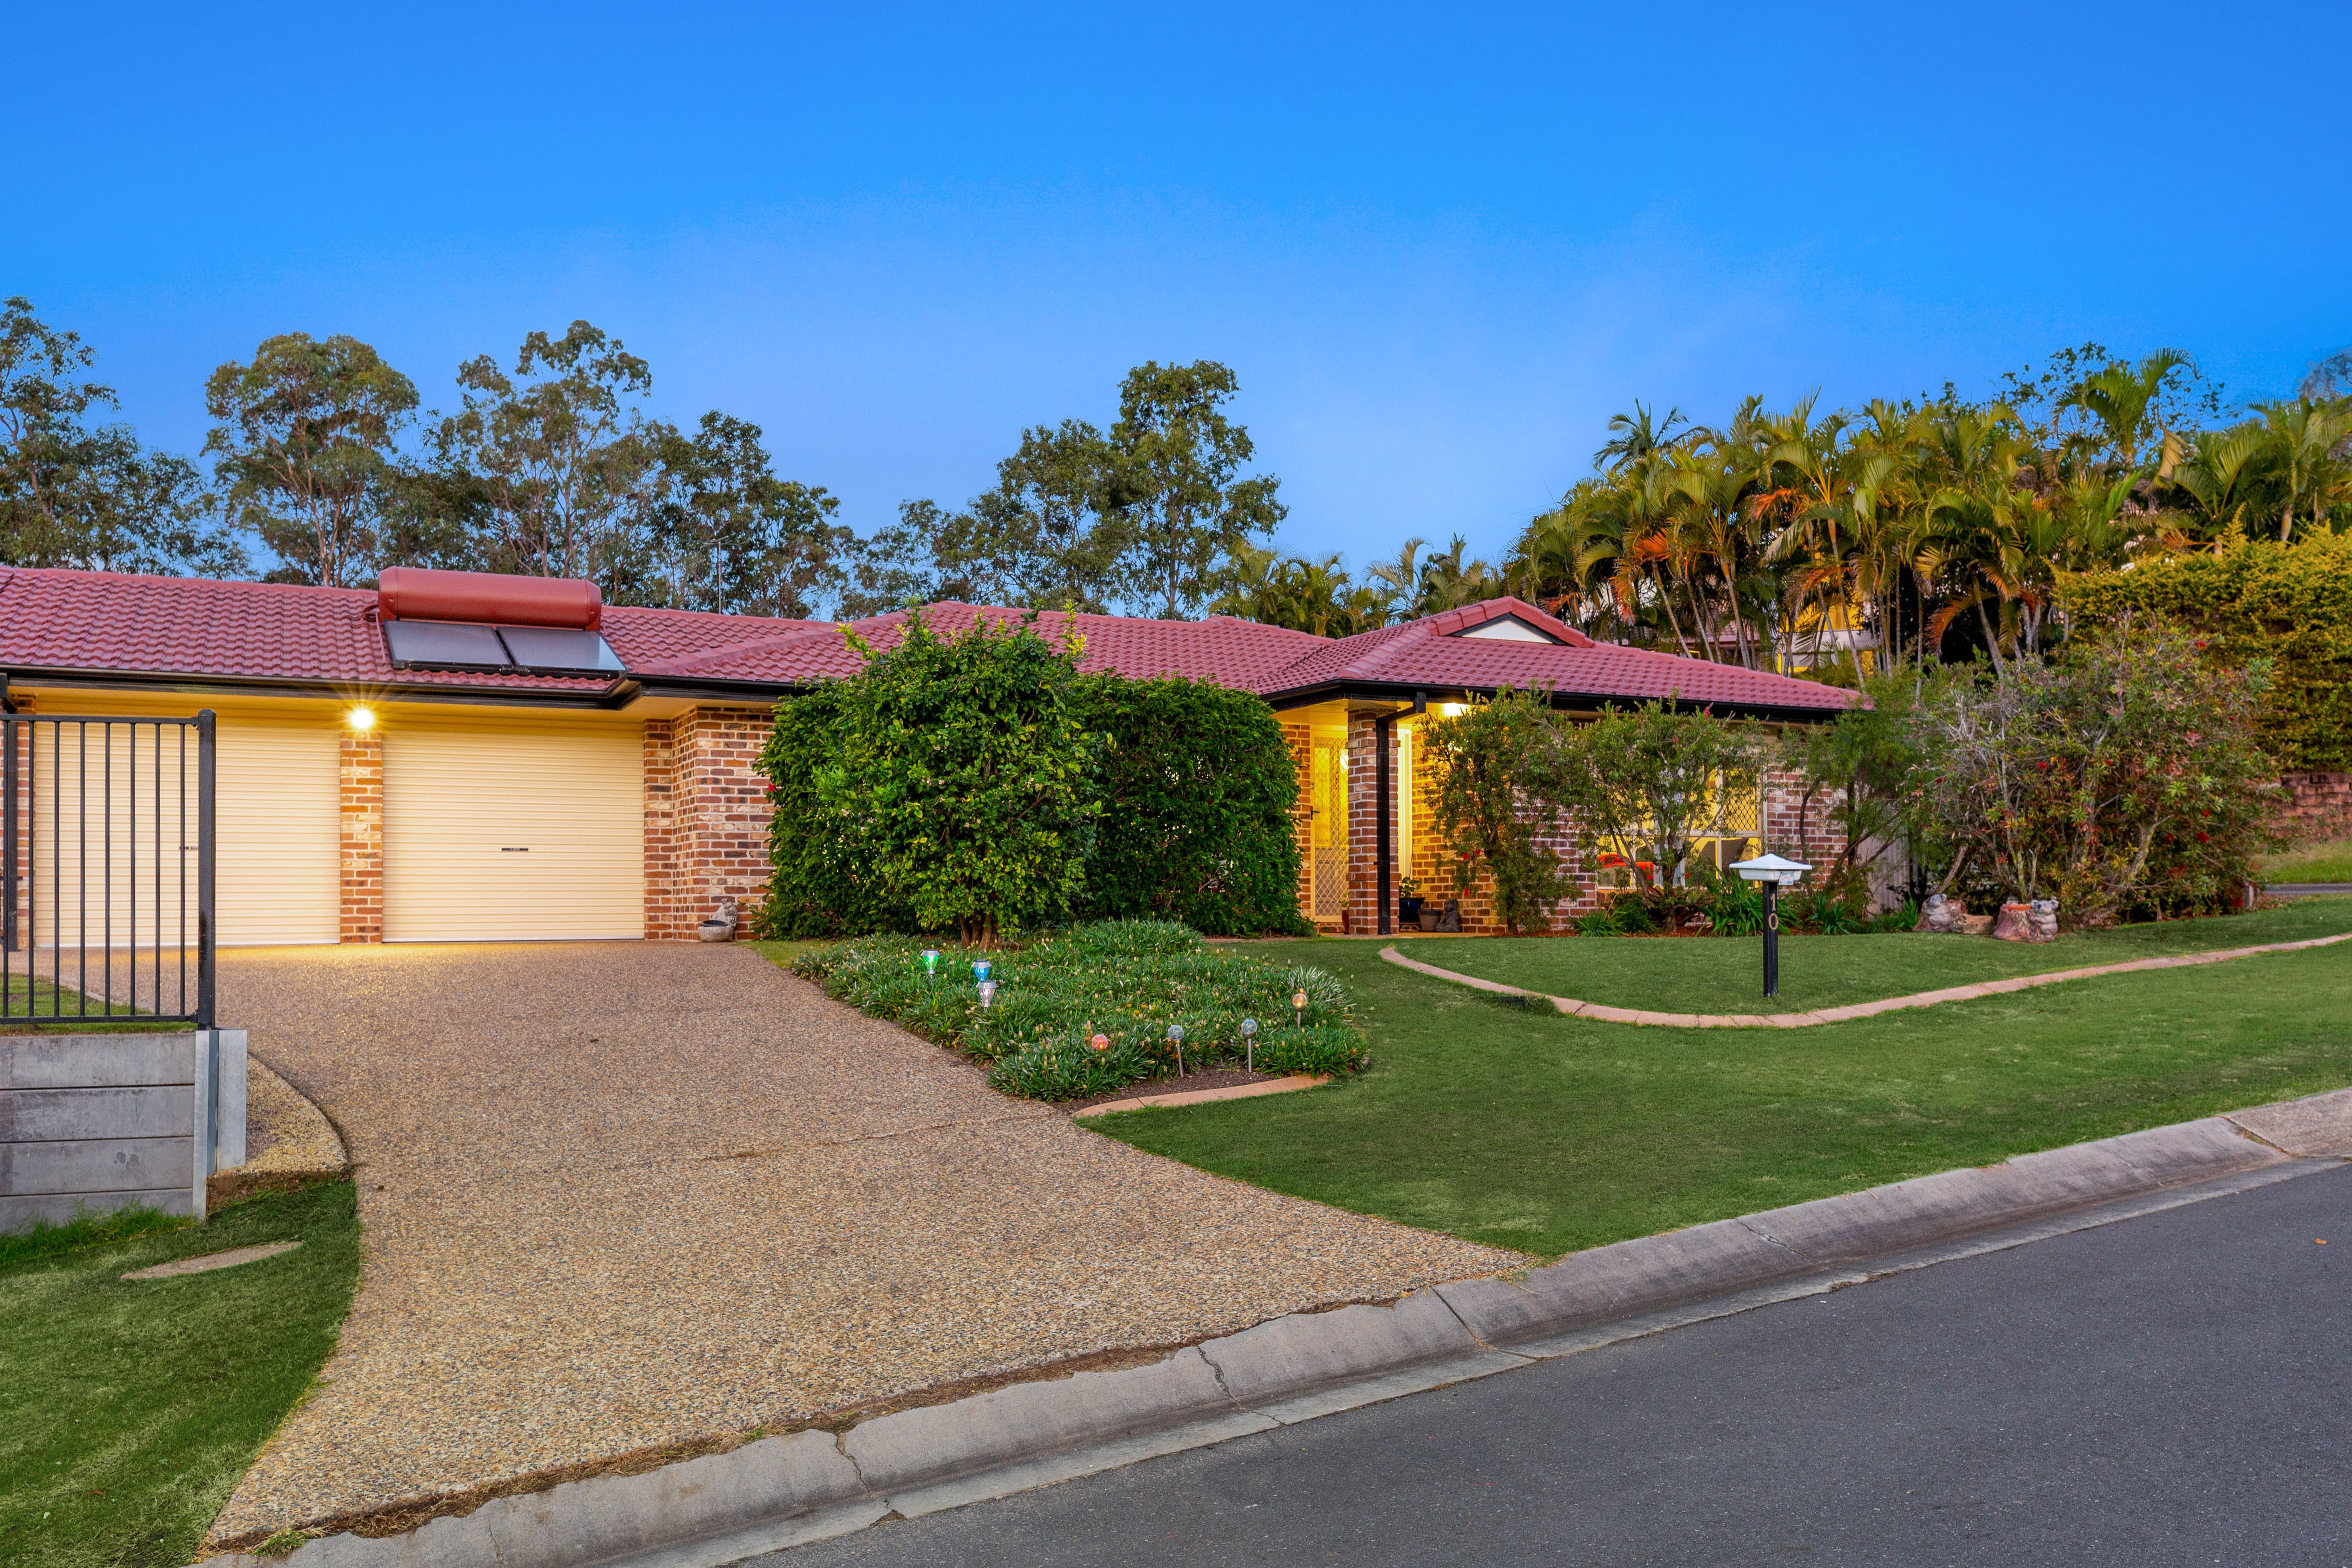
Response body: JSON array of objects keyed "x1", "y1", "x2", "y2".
[
  {"x1": 383, "y1": 619, "x2": 511, "y2": 670},
  {"x1": 497, "y1": 625, "x2": 624, "y2": 675}
]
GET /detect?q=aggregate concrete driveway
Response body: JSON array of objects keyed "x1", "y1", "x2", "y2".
[{"x1": 207, "y1": 942, "x2": 1516, "y2": 1544}]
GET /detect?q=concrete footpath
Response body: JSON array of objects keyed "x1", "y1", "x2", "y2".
[{"x1": 207, "y1": 1085, "x2": 2352, "y2": 1568}]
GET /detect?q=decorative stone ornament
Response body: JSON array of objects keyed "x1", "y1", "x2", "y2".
[
  {"x1": 2028, "y1": 899, "x2": 2060, "y2": 943},
  {"x1": 697, "y1": 897, "x2": 741, "y2": 942},
  {"x1": 1993, "y1": 902, "x2": 2033, "y2": 942},
  {"x1": 1919, "y1": 892, "x2": 1966, "y2": 934}
]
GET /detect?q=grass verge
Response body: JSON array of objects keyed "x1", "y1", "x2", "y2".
[
  {"x1": 1091, "y1": 936, "x2": 2352, "y2": 1260},
  {"x1": 1399, "y1": 897, "x2": 2352, "y2": 1016},
  {"x1": 2258, "y1": 835, "x2": 2352, "y2": 884},
  {"x1": 0, "y1": 1181, "x2": 363, "y2": 1568}
]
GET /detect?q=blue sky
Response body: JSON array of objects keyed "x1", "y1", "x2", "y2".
[{"x1": 13, "y1": 2, "x2": 2350, "y2": 572}]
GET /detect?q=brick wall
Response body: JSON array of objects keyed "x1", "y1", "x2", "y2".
[
  {"x1": 1759, "y1": 759, "x2": 1849, "y2": 873},
  {"x1": 1345, "y1": 714, "x2": 1390, "y2": 933},
  {"x1": 1384, "y1": 733, "x2": 1849, "y2": 937},
  {"x1": 2277, "y1": 771, "x2": 2352, "y2": 843},
  {"x1": 646, "y1": 706, "x2": 776, "y2": 939},
  {"x1": 338, "y1": 731, "x2": 383, "y2": 943}
]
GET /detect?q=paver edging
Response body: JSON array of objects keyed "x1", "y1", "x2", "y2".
[
  {"x1": 1072, "y1": 1074, "x2": 1330, "y2": 1119},
  {"x1": 1381, "y1": 931, "x2": 2352, "y2": 1027},
  {"x1": 205, "y1": 1085, "x2": 2352, "y2": 1568}
]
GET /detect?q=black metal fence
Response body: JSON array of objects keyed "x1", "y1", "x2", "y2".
[{"x1": 2, "y1": 711, "x2": 215, "y2": 1028}]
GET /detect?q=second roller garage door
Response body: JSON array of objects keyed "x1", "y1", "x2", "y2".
[{"x1": 382, "y1": 719, "x2": 644, "y2": 941}]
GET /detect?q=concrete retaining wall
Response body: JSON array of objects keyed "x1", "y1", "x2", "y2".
[{"x1": 0, "y1": 1030, "x2": 245, "y2": 1232}]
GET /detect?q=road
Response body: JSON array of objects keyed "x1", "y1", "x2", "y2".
[{"x1": 764, "y1": 1164, "x2": 2350, "y2": 1567}]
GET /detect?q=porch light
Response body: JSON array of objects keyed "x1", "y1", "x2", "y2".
[
  {"x1": 1439, "y1": 703, "x2": 1465, "y2": 718},
  {"x1": 1730, "y1": 854, "x2": 1811, "y2": 999},
  {"x1": 346, "y1": 705, "x2": 376, "y2": 732}
]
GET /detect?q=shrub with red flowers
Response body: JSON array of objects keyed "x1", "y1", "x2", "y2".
[{"x1": 1904, "y1": 621, "x2": 2283, "y2": 926}]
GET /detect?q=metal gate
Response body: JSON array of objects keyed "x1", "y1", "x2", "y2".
[{"x1": 2, "y1": 710, "x2": 216, "y2": 1028}]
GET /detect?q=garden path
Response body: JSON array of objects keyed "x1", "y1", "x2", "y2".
[
  {"x1": 1382, "y1": 931, "x2": 2352, "y2": 1027},
  {"x1": 205, "y1": 942, "x2": 1514, "y2": 1547}
]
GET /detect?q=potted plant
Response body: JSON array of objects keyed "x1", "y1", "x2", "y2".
[{"x1": 1397, "y1": 875, "x2": 1425, "y2": 929}]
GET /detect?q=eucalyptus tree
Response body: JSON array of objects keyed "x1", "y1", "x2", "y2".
[
  {"x1": 423, "y1": 321, "x2": 664, "y2": 588},
  {"x1": 1107, "y1": 360, "x2": 1285, "y2": 618},
  {"x1": 652, "y1": 412, "x2": 852, "y2": 618},
  {"x1": 205, "y1": 332, "x2": 419, "y2": 588}
]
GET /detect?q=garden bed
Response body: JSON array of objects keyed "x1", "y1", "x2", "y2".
[{"x1": 788, "y1": 920, "x2": 1367, "y2": 1100}]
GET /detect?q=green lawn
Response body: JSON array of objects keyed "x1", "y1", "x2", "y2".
[
  {"x1": 1396, "y1": 897, "x2": 2352, "y2": 1016},
  {"x1": 0, "y1": 1183, "x2": 362, "y2": 1568},
  {"x1": 2259, "y1": 836, "x2": 2352, "y2": 884},
  {"x1": 1091, "y1": 933, "x2": 2352, "y2": 1260}
]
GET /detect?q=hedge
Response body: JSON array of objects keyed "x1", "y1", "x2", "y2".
[
  {"x1": 1071, "y1": 675, "x2": 1312, "y2": 936},
  {"x1": 757, "y1": 668, "x2": 1310, "y2": 939},
  {"x1": 2058, "y1": 529, "x2": 2352, "y2": 771}
]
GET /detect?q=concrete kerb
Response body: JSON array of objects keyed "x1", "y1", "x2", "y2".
[
  {"x1": 205, "y1": 1089, "x2": 2352, "y2": 1568},
  {"x1": 1380, "y1": 931, "x2": 2352, "y2": 1028}
]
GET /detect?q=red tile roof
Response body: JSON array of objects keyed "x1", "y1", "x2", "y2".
[
  {"x1": 0, "y1": 567, "x2": 818, "y2": 696},
  {"x1": 0, "y1": 568, "x2": 1853, "y2": 717}
]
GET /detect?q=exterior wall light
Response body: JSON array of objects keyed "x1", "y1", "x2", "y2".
[
  {"x1": 346, "y1": 706, "x2": 376, "y2": 732},
  {"x1": 1730, "y1": 853, "x2": 1811, "y2": 998},
  {"x1": 1439, "y1": 703, "x2": 1465, "y2": 718}
]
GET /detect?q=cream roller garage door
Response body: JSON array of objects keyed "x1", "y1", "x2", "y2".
[
  {"x1": 383, "y1": 719, "x2": 642, "y2": 941},
  {"x1": 30, "y1": 700, "x2": 341, "y2": 947}
]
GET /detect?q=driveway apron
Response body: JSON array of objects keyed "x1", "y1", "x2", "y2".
[{"x1": 207, "y1": 943, "x2": 1515, "y2": 1540}]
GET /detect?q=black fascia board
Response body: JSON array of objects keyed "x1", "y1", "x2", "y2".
[
  {"x1": 1262, "y1": 677, "x2": 1846, "y2": 724},
  {"x1": 1, "y1": 664, "x2": 633, "y2": 710}
]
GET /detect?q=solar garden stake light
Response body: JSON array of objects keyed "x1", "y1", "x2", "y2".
[
  {"x1": 1292, "y1": 989, "x2": 1307, "y2": 1029},
  {"x1": 976, "y1": 980, "x2": 996, "y2": 1010},
  {"x1": 1167, "y1": 1022, "x2": 1184, "y2": 1076},
  {"x1": 1241, "y1": 1017, "x2": 1257, "y2": 1074},
  {"x1": 921, "y1": 949, "x2": 941, "y2": 987},
  {"x1": 1089, "y1": 1033, "x2": 1110, "y2": 1054},
  {"x1": 1729, "y1": 853, "x2": 1811, "y2": 1000}
]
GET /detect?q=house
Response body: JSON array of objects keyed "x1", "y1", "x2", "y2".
[{"x1": 0, "y1": 565, "x2": 1852, "y2": 945}]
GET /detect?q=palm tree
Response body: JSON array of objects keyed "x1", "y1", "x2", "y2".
[
  {"x1": 1593, "y1": 401, "x2": 1691, "y2": 474},
  {"x1": 2168, "y1": 425, "x2": 2267, "y2": 539},
  {"x1": 2252, "y1": 397, "x2": 2352, "y2": 541},
  {"x1": 2058, "y1": 347, "x2": 2193, "y2": 469}
]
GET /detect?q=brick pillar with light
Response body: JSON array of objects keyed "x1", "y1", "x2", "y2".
[{"x1": 339, "y1": 713, "x2": 384, "y2": 943}]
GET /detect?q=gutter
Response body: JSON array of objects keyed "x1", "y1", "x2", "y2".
[
  {"x1": 1, "y1": 664, "x2": 637, "y2": 712},
  {"x1": 1264, "y1": 678, "x2": 1851, "y2": 724}
]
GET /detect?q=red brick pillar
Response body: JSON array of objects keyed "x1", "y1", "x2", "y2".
[
  {"x1": 1345, "y1": 713, "x2": 1396, "y2": 934},
  {"x1": 661, "y1": 706, "x2": 777, "y2": 938},
  {"x1": 642, "y1": 719, "x2": 679, "y2": 939},
  {"x1": 339, "y1": 730, "x2": 383, "y2": 943}
]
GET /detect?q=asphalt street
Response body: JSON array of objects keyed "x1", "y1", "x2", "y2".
[{"x1": 766, "y1": 1163, "x2": 2351, "y2": 1567}]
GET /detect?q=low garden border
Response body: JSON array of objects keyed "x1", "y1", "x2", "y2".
[{"x1": 1379, "y1": 933, "x2": 2352, "y2": 1028}]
